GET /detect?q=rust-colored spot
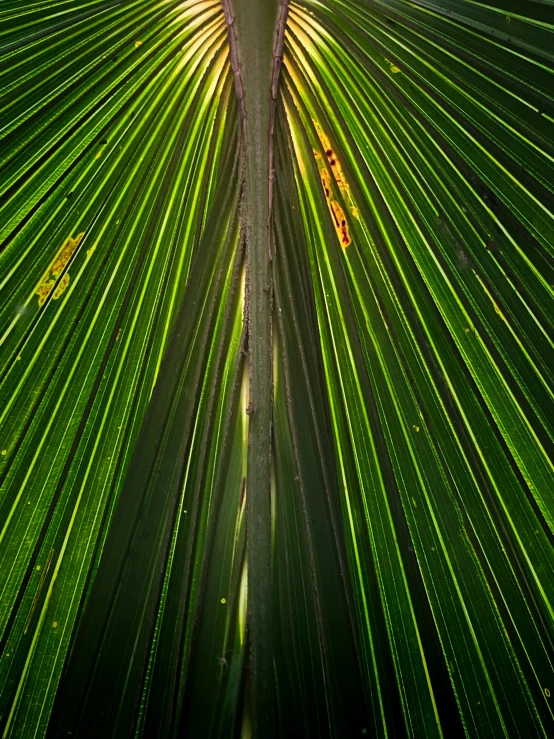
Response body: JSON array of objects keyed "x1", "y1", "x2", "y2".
[{"x1": 330, "y1": 201, "x2": 351, "y2": 247}]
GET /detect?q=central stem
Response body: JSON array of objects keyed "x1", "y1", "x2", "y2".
[{"x1": 224, "y1": 0, "x2": 287, "y2": 735}]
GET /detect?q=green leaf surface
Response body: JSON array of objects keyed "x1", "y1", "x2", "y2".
[{"x1": 1, "y1": 0, "x2": 554, "y2": 737}]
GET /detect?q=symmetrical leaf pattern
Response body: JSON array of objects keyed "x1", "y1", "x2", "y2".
[{"x1": 1, "y1": 0, "x2": 553, "y2": 737}]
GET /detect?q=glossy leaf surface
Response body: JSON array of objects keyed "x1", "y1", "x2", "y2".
[{"x1": 1, "y1": 1, "x2": 553, "y2": 737}]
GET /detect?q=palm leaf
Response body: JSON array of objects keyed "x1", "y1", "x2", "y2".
[{"x1": 1, "y1": 0, "x2": 554, "y2": 737}]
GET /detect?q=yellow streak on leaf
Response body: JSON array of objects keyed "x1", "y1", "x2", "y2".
[
  {"x1": 36, "y1": 280, "x2": 56, "y2": 307},
  {"x1": 313, "y1": 119, "x2": 348, "y2": 190},
  {"x1": 320, "y1": 168, "x2": 331, "y2": 197},
  {"x1": 52, "y1": 274, "x2": 70, "y2": 300},
  {"x1": 51, "y1": 233, "x2": 84, "y2": 277},
  {"x1": 330, "y1": 200, "x2": 351, "y2": 248},
  {"x1": 312, "y1": 119, "x2": 360, "y2": 245},
  {"x1": 35, "y1": 233, "x2": 84, "y2": 307}
]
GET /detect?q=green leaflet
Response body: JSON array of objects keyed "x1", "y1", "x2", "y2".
[
  {"x1": 283, "y1": 1, "x2": 554, "y2": 736},
  {"x1": 0, "y1": 1, "x2": 238, "y2": 735},
  {"x1": 272, "y1": 107, "x2": 370, "y2": 736},
  {"x1": 1, "y1": 0, "x2": 554, "y2": 737},
  {"x1": 47, "y1": 133, "x2": 247, "y2": 736}
]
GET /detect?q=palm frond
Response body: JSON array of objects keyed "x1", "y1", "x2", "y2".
[
  {"x1": 1, "y1": 0, "x2": 554, "y2": 737},
  {"x1": 1, "y1": 2, "x2": 244, "y2": 735},
  {"x1": 278, "y1": 0, "x2": 554, "y2": 735}
]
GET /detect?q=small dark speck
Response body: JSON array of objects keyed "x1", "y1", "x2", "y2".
[
  {"x1": 479, "y1": 187, "x2": 499, "y2": 211},
  {"x1": 66, "y1": 191, "x2": 73, "y2": 199},
  {"x1": 485, "y1": 240, "x2": 500, "y2": 252},
  {"x1": 130, "y1": 111, "x2": 136, "y2": 118},
  {"x1": 101, "y1": 139, "x2": 108, "y2": 145},
  {"x1": 112, "y1": 56, "x2": 118, "y2": 63}
]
